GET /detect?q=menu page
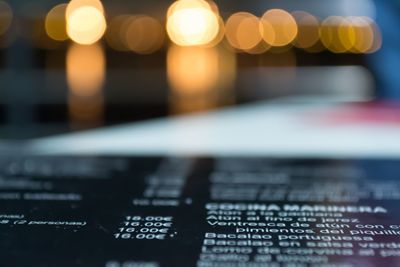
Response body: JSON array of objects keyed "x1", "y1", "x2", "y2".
[{"x1": 1, "y1": 156, "x2": 400, "y2": 267}]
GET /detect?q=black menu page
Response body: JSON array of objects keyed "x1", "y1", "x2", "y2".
[{"x1": 1, "y1": 156, "x2": 400, "y2": 267}]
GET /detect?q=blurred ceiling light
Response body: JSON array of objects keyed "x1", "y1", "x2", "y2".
[
  {"x1": 45, "y1": 3, "x2": 68, "y2": 41},
  {"x1": 166, "y1": 0, "x2": 220, "y2": 46},
  {"x1": 67, "y1": 43, "x2": 105, "y2": 97},
  {"x1": 225, "y1": 12, "x2": 263, "y2": 52},
  {"x1": 66, "y1": 0, "x2": 106, "y2": 45},
  {"x1": 124, "y1": 15, "x2": 164, "y2": 54},
  {"x1": 0, "y1": 1, "x2": 12, "y2": 36},
  {"x1": 261, "y1": 9, "x2": 298, "y2": 47},
  {"x1": 292, "y1": 11, "x2": 320, "y2": 49},
  {"x1": 320, "y1": 16, "x2": 347, "y2": 53}
]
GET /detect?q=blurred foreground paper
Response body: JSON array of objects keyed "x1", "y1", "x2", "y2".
[{"x1": 28, "y1": 100, "x2": 400, "y2": 158}]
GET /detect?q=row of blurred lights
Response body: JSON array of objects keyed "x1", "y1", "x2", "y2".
[{"x1": 0, "y1": 0, "x2": 382, "y2": 54}]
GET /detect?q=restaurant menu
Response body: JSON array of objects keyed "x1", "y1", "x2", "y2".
[{"x1": 1, "y1": 156, "x2": 400, "y2": 267}]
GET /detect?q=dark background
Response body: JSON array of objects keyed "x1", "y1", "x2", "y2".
[{"x1": 0, "y1": 0, "x2": 398, "y2": 139}]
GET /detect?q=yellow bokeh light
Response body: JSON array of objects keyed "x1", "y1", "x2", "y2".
[
  {"x1": 166, "y1": 0, "x2": 220, "y2": 46},
  {"x1": 167, "y1": 0, "x2": 211, "y2": 18},
  {"x1": 66, "y1": 0, "x2": 106, "y2": 45},
  {"x1": 45, "y1": 4, "x2": 68, "y2": 41},
  {"x1": 206, "y1": 0, "x2": 220, "y2": 16},
  {"x1": 350, "y1": 17, "x2": 372, "y2": 53},
  {"x1": 67, "y1": 43, "x2": 105, "y2": 97},
  {"x1": 261, "y1": 9, "x2": 298, "y2": 47},
  {"x1": 338, "y1": 17, "x2": 357, "y2": 52},
  {"x1": 319, "y1": 16, "x2": 381, "y2": 54},
  {"x1": 204, "y1": 15, "x2": 225, "y2": 48},
  {"x1": 349, "y1": 17, "x2": 381, "y2": 54},
  {"x1": 320, "y1": 16, "x2": 347, "y2": 53},
  {"x1": 225, "y1": 12, "x2": 247, "y2": 49},
  {"x1": 124, "y1": 15, "x2": 165, "y2": 54},
  {"x1": 225, "y1": 12, "x2": 263, "y2": 51},
  {"x1": 292, "y1": 11, "x2": 320, "y2": 49},
  {"x1": 236, "y1": 16, "x2": 263, "y2": 51},
  {"x1": 0, "y1": 1, "x2": 13, "y2": 36},
  {"x1": 66, "y1": 0, "x2": 104, "y2": 17},
  {"x1": 367, "y1": 19, "x2": 382, "y2": 53}
]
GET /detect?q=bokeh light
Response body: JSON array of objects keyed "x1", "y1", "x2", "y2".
[
  {"x1": 66, "y1": 0, "x2": 104, "y2": 17},
  {"x1": 204, "y1": 15, "x2": 225, "y2": 48},
  {"x1": 225, "y1": 12, "x2": 263, "y2": 52},
  {"x1": 124, "y1": 15, "x2": 165, "y2": 54},
  {"x1": 66, "y1": 0, "x2": 106, "y2": 45},
  {"x1": 167, "y1": 0, "x2": 210, "y2": 19},
  {"x1": 350, "y1": 16, "x2": 381, "y2": 54},
  {"x1": 0, "y1": 1, "x2": 12, "y2": 36},
  {"x1": 349, "y1": 16, "x2": 371, "y2": 53},
  {"x1": 106, "y1": 15, "x2": 131, "y2": 51},
  {"x1": 261, "y1": 9, "x2": 298, "y2": 47},
  {"x1": 106, "y1": 15, "x2": 165, "y2": 54},
  {"x1": 367, "y1": 18, "x2": 382, "y2": 53},
  {"x1": 45, "y1": 3, "x2": 68, "y2": 41},
  {"x1": 167, "y1": 45, "x2": 236, "y2": 114},
  {"x1": 319, "y1": 16, "x2": 381, "y2": 54},
  {"x1": 167, "y1": 45, "x2": 219, "y2": 94},
  {"x1": 338, "y1": 17, "x2": 357, "y2": 52},
  {"x1": 166, "y1": 0, "x2": 220, "y2": 46},
  {"x1": 67, "y1": 43, "x2": 105, "y2": 97},
  {"x1": 292, "y1": 11, "x2": 320, "y2": 49},
  {"x1": 67, "y1": 43, "x2": 105, "y2": 128},
  {"x1": 320, "y1": 16, "x2": 347, "y2": 53}
]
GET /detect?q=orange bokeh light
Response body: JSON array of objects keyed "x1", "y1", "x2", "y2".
[
  {"x1": 261, "y1": 9, "x2": 298, "y2": 47},
  {"x1": 225, "y1": 12, "x2": 263, "y2": 51},
  {"x1": 166, "y1": 0, "x2": 220, "y2": 46},
  {"x1": 66, "y1": 0, "x2": 106, "y2": 45},
  {"x1": 45, "y1": 4, "x2": 68, "y2": 41}
]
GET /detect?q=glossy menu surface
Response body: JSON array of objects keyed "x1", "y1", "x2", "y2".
[{"x1": 1, "y1": 156, "x2": 400, "y2": 267}]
